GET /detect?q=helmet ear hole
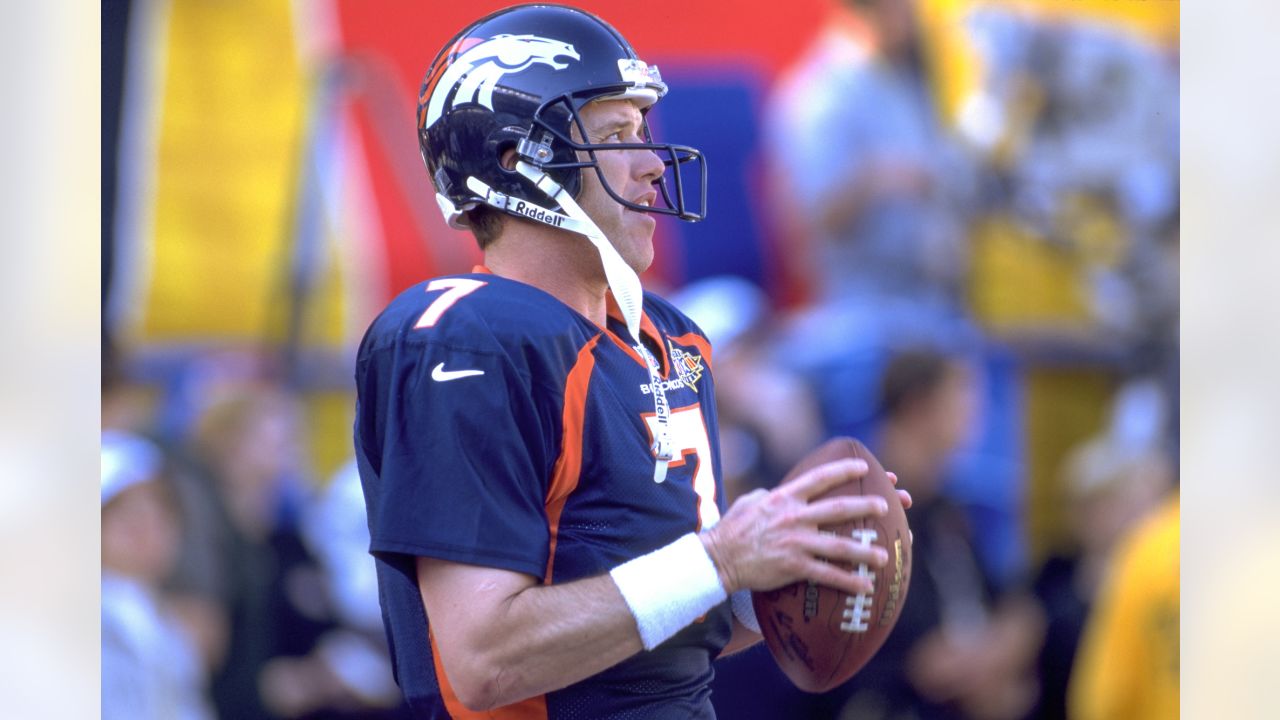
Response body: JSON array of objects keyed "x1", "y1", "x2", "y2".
[{"x1": 498, "y1": 145, "x2": 519, "y2": 171}]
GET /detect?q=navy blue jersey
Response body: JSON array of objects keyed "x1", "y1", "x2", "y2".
[{"x1": 354, "y1": 271, "x2": 732, "y2": 719}]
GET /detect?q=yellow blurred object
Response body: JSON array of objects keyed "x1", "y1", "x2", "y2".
[
  {"x1": 989, "y1": 74, "x2": 1046, "y2": 171},
  {"x1": 305, "y1": 391, "x2": 357, "y2": 486},
  {"x1": 1023, "y1": 368, "x2": 1114, "y2": 561},
  {"x1": 141, "y1": 0, "x2": 305, "y2": 341},
  {"x1": 996, "y1": 0, "x2": 1178, "y2": 45},
  {"x1": 917, "y1": 0, "x2": 1178, "y2": 126},
  {"x1": 970, "y1": 211, "x2": 1120, "y2": 562},
  {"x1": 969, "y1": 215, "x2": 1091, "y2": 329},
  {"x1": 916, "y1": 0, "x2": 983, "y2": 125},
  {"x1": 968, "y1": 191, "x2": 1130, "y2": 563},
  {"x1": 125, "y1": 0, "x2": 357, "y2": 486},
  {"x1": 1058, "y1": 193, "x2": 1125, "y2": 270},
  {"x1": 1069, "y1": 495, "x2": 1180, "y2": 720}
]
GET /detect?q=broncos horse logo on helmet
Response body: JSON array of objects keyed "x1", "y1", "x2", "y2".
[{"x1": 423, "y1": 34, "x2": 581, "y2": 129}]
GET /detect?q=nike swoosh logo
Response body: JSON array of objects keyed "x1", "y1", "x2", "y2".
[{"x1": 431, "y1": 362, "x2": 485, "y2": 382}]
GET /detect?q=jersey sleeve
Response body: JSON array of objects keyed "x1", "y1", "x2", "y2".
[{"x1": 356, "y1": 326, "x2": 559, "y2": 579}]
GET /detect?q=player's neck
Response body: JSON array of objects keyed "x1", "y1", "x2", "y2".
[{"x1": 484, "y1": 226, "x2": 611, "y2": 326}]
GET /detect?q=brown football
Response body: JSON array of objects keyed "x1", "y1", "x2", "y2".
[{"x1": 752, "y1": 437, "x2": 912, "y2": 693}]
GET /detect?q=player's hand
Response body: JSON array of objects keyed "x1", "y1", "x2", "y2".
[
  {"x1": 887, "y1": 471, "x2": 912, "y2": 510},
  {"x1": 887, "y1": 471, "x2": 914, "y2": 546},
  {"x1": 700, "y1": 458, "x2": 889, "y2": 598}
]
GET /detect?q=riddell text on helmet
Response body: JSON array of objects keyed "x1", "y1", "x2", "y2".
[{"x1": 513, "y1": 200, "x2": 566, "y2": 228}]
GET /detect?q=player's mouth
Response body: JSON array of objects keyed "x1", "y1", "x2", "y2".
[{"x1": 631, "y1": 191, "x2": 657, "y2": 210}]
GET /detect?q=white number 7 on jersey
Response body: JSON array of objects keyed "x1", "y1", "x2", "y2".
[
  {"x1": 645, "y1": 405, "x2": 721, "y2": 530},
  {"x1": 415, "y1": 278, "x2": 487, "y2": 329}
]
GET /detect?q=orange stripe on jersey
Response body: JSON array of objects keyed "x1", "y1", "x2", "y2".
[
  {"x1": 639, "y1": 312, "x2": 669, "y2": 377},
  {"x1": 604, "y1": 293, "x2": 669, "y2": 376},
  {"x1": 669, "y1": 332, "x2": 714, "y2": 372},
  {"x1": 544, "y1": 334, "x2": 601, "y2": 583},
  {"x1": 429, "y1": 628, "x2": 548, "y2": 719},
  {"x1": 599, "y1": 327, "x2": 647, "y2": 370}
]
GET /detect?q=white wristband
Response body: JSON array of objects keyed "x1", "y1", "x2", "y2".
[
  {"x1": 730, "y1": 589, "x2": 761, "y2": 634},
  {"x1": 610, "y1": 533, "x2": 728, "y2": 650}
]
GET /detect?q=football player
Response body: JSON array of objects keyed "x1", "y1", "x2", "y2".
[{"x1": 354, "y1": 4, "x2": 907, "y2": 717}]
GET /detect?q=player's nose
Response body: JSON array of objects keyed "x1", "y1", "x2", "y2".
[{"x1": 633, "y1": 145, "x2": 665, "y2": 185}]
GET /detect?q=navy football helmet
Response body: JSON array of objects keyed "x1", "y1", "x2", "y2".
[{"x1": 416, "y1": 3, "x2": 707, "y2": 232}]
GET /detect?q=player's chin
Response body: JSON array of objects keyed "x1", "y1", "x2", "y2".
[
  {"x1": 629, "y1": 211, "x2": 657, "y2": 240},
  {"x1": 622, "y1": 231, "x2": 656, "y2": 272}
]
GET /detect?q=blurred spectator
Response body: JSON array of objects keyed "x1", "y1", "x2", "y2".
[
  {"x1": 955, "y1": 11, "x2": 1180, "y2": 647},
  {"x1": 767, "y1": 0, "x2": 975, "y2": 317},
  {"x1": 765, "y1": 0, "x2": 984, "y2": 464},
  {"x1": 1067, "y1": 492, "x2": 1179, "y2": 720},
  {"x1": 1134, "y1": 213, "x2": 1179, "y2": 459},
  {"x1": 671, "y1": 276, "x2": 825, "y2": 503},
  {"x1": 102, "y1": 334, "x2": 155, "y2": 436},
  {"x1": 181, "y1": 384, "x2": 343, "y2": 719},
  {"x1": 102, "y1": 431, "x2": 214, "y2": 720},
  {"x1": 1029, "y1": 431, "x2": 1172, "y2": 719},
  {"x1": 298, "y1": 460, "x2": 408, "y2": 716},
  {"x1": 836, "y1": 349, "x2": 1042, "y2": 720},
  {"x1": 302, "y1": 461, "x2": 386, "y2": 647},
  {"x1": 103, "y1": 338, "x2": 234, "y2": 675},
  {"x1": 960, "y1": 8, "x2": 1179, "y2": 350}
]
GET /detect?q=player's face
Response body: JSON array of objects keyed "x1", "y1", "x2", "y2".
[{"x1": 573, "y1": 99, "x2": 666, "y2": 273}]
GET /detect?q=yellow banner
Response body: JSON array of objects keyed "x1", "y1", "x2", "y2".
[{"x1": 142, "y1": 0, "x2": 306, "y2": 342}]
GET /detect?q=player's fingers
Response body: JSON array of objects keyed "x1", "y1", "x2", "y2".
[
  {"x1": 897, "y1": 488, "x2": 912, "y2": 509},
  {"x1": 887, "y1": 471, "x2": 899, "y2": 486},
  {"x1": 727, "y1": 487, "x2": 769, "y2": 513},
  {"x1": 796, "y1": 531, "x2": 888, "y2": 569},
  {"x1": 783, "y1": 458, "x2": 868, "y2": 501},
  {"x1": 799, "y1": 495, "x2": 887, "y2": 527},
  {"x1": 803, "y1": 559, "x2": 876, "y2": 596}
]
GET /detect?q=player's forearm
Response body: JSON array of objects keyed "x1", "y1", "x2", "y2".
[{"x1": 445, "y1": 573, "x2": 645, "y2": 710}]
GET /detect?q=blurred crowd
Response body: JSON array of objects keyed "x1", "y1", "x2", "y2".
[
  {"x1": 102, "y1": 346, "x2": 410, "y2": 720},
  {"x1": 699, "y1": 2, "x2": 1179, "y2": 718},
  {"x1": 101, "y1": 1, "x2": 1177, "y2": 719}
]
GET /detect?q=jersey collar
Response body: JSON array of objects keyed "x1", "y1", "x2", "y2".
[
  {"x1": 471, "y1": 265, "x2": 669, "y2": 377},
  {"x1": 606, "y1": 292, "x2": 663, "y2": 349}
]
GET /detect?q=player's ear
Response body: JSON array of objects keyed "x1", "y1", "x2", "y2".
[{"x1": 500, "y1": 147, "x2": 519, "y2": 171}]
